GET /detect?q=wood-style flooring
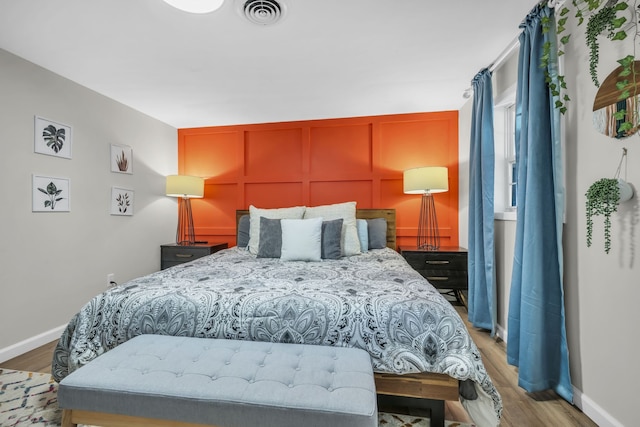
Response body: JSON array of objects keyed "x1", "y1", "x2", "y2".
[{"x1": 1, "y1": 305, "x2": 597, "y2": 426}]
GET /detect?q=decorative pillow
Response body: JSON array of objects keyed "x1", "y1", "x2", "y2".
[
  {"x1": 321, "y1": 219, "x2": 343, "y2": 260},
  {"x1": 280, "y1": 218, "x2": 323, "y2": 262},
  {"x1": 367, "y1": 218, "x2": 387, "y2": 249},
  {"x1": 303, "y1": 201, "x2": 360, "y2": 256},
  {"x1": 248, "y1": 205, "x2": 305, "y2": 255},
  {"x1": 237, "y1": 215, "x2": 250, "y2": 248},
  {"x1": 257, "y1": 217, "x2": 282, "y2": 258},
  {"x1": 356, "y1": 219, "x2": 369, "y2": 253}
]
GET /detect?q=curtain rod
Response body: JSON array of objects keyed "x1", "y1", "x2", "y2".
[
  {"x1": 463, "y1": 0, "x2": 566, "y2": 98},
  {"x1": 488, "y1": 36, "x2": 520, "y2": 73},
  {"x1": 463, "y1": 36, "x2": 519, "y2": 98}
]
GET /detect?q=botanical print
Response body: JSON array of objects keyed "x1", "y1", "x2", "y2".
[
  {"x1": 32, "y1": 175, "x2": 70, "y2": 212},
  {"x1": 111, "y1": 187, "x2": 134, "y2": 216},
  {"x1": 34, "y1": 116, "x2": 72, "y2": 159},
  {"x1": 110, "y1": 144, "x2": 133, "y2": 174}
]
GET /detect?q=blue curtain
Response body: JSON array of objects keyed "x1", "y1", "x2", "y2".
[
  {"x1": 507, "y1": 4, "x2": 573, "y2": 402},
  {"x1": 468, "y1": 68, "x2": 496, "y2": 334}
]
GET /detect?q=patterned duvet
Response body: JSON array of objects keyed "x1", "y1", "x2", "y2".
[{"x1": 52, "y1": 247, "x2": 501, "y2": 422}]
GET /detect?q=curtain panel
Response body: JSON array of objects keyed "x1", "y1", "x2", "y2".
[
  {"x1": 506, "y1": 4, "x2": 572, "y2": 402},
  {"x1": 468, "y1": 68, "x2": 497, "y2": 334}
]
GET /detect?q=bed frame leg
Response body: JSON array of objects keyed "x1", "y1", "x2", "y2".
[
  {"x1": 429, "y1": 400, "x2": 445, "y2": 427},
  {"x1": 377, "y1": 395, "x2": 445, "y2": 427}
]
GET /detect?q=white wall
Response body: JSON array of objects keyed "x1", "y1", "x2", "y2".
[
  {"x1": 562, "y1": 12, "x2": 640, "y2": 427},
  {"x1": 0, "y1": 49, "x2": 178, "y2": 358},
  {"x1": 459, "y1": 10, "x2": 640, "y2": 427}
]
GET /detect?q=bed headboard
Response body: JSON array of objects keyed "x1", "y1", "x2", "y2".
[{"x1": 236, "y1": 208, "x2": 396, "y2": 250}]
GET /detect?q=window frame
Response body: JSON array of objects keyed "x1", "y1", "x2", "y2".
[{"x1": 494, "y1": 83, "x2": 517, "y2": 221}]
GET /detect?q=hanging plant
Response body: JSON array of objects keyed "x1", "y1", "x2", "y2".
[
  {"x1": 585, "y1": 3, "x2": 628, "y2": 86},
  {"x1": 585, "y1": 178, "x2": 620, "y2": 254},
  {"x1": 543, "y1": 0, "x2": 633, "y2": 120}
]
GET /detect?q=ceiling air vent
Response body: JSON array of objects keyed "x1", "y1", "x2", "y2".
[{"x1": 240, "y1": 0, "x2": 285, "y2": 25}]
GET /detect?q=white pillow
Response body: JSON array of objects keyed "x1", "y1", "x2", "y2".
[
  {"x1": 303, "y1": 201, "x2": 361, "y2": 256},
  {"x1": 248, "y1": 205, "x2": 305, "y2": 255},
  {"x1": 356, "y1": 219, "x2": 369, "y2": 252},
  {"x1": 280, "y1": 218, "x2": 323, "y2": 262}
]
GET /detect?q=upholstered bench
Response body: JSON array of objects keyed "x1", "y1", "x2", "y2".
[{"x1": 58, "y1": 334, "x2": 378, "y2": 427}]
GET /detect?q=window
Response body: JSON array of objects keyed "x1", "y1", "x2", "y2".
[
  {"x1": 493, "y1": 84, "x2": 517, "y2": 220},
  {"x1": 505, "y1": 103, "x2": 517, "y2": 210}
]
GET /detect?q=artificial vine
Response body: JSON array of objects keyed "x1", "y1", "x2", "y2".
[
  {"x1": 585, "y1": 178, "x2": 620, "y2": 253},
  {"x1": 585, "y1": 4, "x2": 627, "y2": 86},
  {"x1": 542, "y1": 0, "x2": 635, "y2": 124}
]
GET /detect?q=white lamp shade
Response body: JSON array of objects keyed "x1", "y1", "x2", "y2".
[
  {"x1": 166, "y1": 175, "x2": 204, "y2": 198},
  {"x1": 163, "y1": 0, "x2": 224, "y2": 14},
  {"x1": 403, "y1": 167, "x2": 448, "y2": 194}
]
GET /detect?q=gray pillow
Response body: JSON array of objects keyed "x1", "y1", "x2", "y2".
[
  {"x1": 237, "y1": 215, "x2": 250, "y2": 247},
  {"x1": 321, "y1": 219, "x2": 343, "y2": 260},
  {"x1": 257, "y1": 217, "x2": 282, "y2": 258},
  {"x1": 367, "y1": 218, "x2": 387, "y2": 249}
]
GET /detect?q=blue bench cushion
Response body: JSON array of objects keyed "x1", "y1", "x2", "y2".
[{"x1": 58, "y1": 335, "x2": 377, "y2": 427}]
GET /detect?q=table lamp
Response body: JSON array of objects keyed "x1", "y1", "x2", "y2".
[
  {"x1": 166, "y1": 175, "x2": 204, "y2": 245},
  {"x1": 403, "y1": 166, "x2": 449, "y2": 250}
]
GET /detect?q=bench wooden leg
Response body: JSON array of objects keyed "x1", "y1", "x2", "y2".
[{"x1": 61, "y1": 409, "x2": 77, "y2": 427}]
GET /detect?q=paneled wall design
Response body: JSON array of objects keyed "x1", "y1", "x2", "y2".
[{"x1": 178, "y1": 111, "x2": 459, "y2": 248}]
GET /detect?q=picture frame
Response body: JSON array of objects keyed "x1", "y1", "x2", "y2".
[
  {"x1": 34, "y1": 116, "x2": 72, "y2": 159},
  {"x1": 110, "y1": 144, "x2": 133, "y2": 174},
  {"x1": 32, "y1": 175, "x2": 70, "y2": 212},
  {"x1": 111, "y1": 186, "x2": 134, "y2": 216}
]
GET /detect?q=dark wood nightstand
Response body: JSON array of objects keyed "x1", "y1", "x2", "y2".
[
  {"x1": 160, "y1": 242, "x2": 228, "y2": 270},
  {"x1": 399, "y1": 246, "x2": 468, "y2": 308}
]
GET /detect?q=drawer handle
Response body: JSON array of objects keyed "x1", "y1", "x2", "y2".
[
  {"x1": 425, "y1": 260, "x2": 450, "y2": 265},
  {"x1": 175, "y1": 254, "x2": 194, "y2": 258},
  {"x1": 427, "y1": 276, "x2": 449, "y2": 281}
]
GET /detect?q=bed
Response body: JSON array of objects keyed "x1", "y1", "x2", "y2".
[{"x1": 51, "y1": 208, "x2": 501, "y2": 426}]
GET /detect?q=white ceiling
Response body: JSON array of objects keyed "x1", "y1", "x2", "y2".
[{"x1": 0, "y1": 0, "x2": 537, "y2": 129}]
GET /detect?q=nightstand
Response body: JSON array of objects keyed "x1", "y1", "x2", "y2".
[
  {"x1": 160, "y1": 242, "x2": 228, "y2": 270},
  {"x1": 399, "y1": 246, "x2": 468, "y2": 308}
]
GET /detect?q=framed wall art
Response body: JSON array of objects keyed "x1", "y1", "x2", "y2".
[
  {"x1": 32, "y1": 175, "x2": 70, "y2": 212},
  {"x1": 111, "y1": 186, "x2": 134, "y2": 216},
  {"x1": 34, "y1": 116, "x2": 72, "y2": 159},
  {"x1": 110, "y1": 144, "x2": 133, "y2": 174}
]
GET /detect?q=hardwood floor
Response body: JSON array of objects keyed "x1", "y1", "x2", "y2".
[
  {"x1": 446, "y1": 305, "x2": 597, "y2": 427},
  {"x1": 1, "y1": 306, "x2": 597, "y2": 426}
]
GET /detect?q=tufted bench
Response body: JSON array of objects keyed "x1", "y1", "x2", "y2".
[{"x1": 58, "y1": 334, "x2": 378, "y2": 427}]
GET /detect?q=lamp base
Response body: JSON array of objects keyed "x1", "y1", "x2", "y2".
[
  {"x1": 176, "y1": 197, "x2": 196, "y2": 245},
  {"x1": 416, "y1": 192, "x2": 440, "y2": 251}
]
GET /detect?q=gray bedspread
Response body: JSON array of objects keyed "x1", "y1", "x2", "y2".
[{"x1": 51, "y1": 247, "x2": 501, "y2": 422}]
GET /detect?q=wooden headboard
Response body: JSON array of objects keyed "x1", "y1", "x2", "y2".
[{"x1": 236, "y1": 209, "x2": 396, "y2": 250}]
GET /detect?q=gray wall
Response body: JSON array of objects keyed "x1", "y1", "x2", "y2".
[
  {"x1": 459, "y1": 13, "x2": 639, "y2": 427},
  {"x1": 0, "y1": 49, "x2": 178, "y2": 356}
]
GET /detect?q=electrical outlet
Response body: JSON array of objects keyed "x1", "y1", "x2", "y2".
[{"x1": 107, "y1": 273, "x2": 115, "y2": 288}]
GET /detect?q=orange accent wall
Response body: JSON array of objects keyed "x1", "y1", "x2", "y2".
[{"x1": 178, "y1": 111, "x2": 459, "y2": 248}]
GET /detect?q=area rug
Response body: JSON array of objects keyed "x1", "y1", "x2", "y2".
[{"x1": 0, "y1": 369, "x2": 472, "y2": 427}]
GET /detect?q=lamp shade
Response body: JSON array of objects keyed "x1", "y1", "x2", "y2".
[
  {"x1": 162, "y1": 0, "x2": 224, "y2": 14},
  {"x1": 166, "y1": 175, "x2": 204, "y2": 198},
  {"x1": 403, "y1": 167, "x2": 449, "y2": 194}
]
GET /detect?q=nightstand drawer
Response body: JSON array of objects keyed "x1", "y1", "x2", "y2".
[
  {"x1": 160, "y1": 242, "x2": 228, "y2": 270},
  {"x1": 403, "y1": 252, "x2": 467, "y2": 272},
  {"x1": 420, "y1": 271, "x2": 467, "y2": 290},
  {"x1": 399, "y1": 246, "x2": 468, "y2": 307}
]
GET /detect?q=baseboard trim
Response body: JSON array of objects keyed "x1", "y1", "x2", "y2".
[
  {"x1": 0, "y1": 325, "x2": 66, "y2": 364},
  {"x1": 572, "y1": 386, "x2": 624, "y2": 427},
  {"x1": 495, "y1": 324, "x2": 507, "y2": 342}
]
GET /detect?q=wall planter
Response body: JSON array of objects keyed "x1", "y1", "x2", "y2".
[{"x1": 586, "y1": 177, "x2": 633, "y2": 253}]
